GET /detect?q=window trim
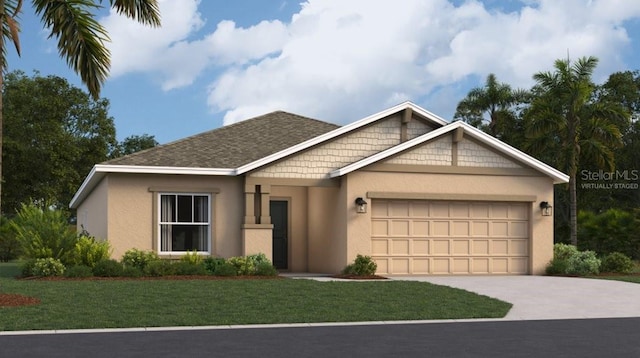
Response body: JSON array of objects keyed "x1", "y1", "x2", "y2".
[{"x1": 156, "y1": 192, "x2": 212, "y2": 255}]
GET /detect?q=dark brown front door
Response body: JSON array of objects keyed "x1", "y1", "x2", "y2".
[{"x1": 270, "y1": 201, "x2": 288, "y2": 270}]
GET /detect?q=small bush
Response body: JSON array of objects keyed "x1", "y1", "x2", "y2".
[
  {"x1": 64, "y1": 265, "x2": 94, "y2": 278},
  {"x1": 93, "y1": 259, "x2": 124, "y2": 277},
  {"x1": 203, "y1": 257, "x2": 226, "y2": 275},
  {"x1": 173, "y1": 261, "x2": 207, "y2": 276},
  {"x1": 32, "y1": 258, "x2": 66, "y2": 277},
  {"x1": 121, "y1": 249, "x2": 159, "y2": 271},
  {"x1": 545, "y1": 258, "x2": 569, "y2": 276},
  {"x1": 255, "y1": 261, "x2": 278, "y2": 276},
  {"x1": 553, "y1": 243, "x2": 579, "y2": 260},
  {"x1": 228, "y1": 256, "x2": 256, "y2": 275},
  {"x1": 212, "y1": 262, "x2": 237, "y2": 277},
  {"x1": 20, "y1": 259, "x2": 37, "y2": 277},
  {"x1": 600, "y1": 252, "x2": 634, "y2": 274},
  {"x1": 566, "y1": 250, "x2": 601, "y2": 276},
  {"x1": 122, "y1": 266, "x2": 143, "y2": 278},
  {"x1": 0, "y1": 217, "x2": 20, "y2": 262},
  {"x1": 180, "y1": 250, "x2": 203, "y2": 265},
  {"x1": 70, "y1": 235, "x2": 112, "y2": 268},
  {"x1": 145, "y1": 259, "x2": 176, "y2": 276},
  {"x1": 342, "y1": 254, "x2": 377, "y2": 276}
]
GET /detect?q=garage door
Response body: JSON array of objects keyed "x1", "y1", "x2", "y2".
[{"x1": 371, "y1": 200, "x2": 530, "y2": 275}]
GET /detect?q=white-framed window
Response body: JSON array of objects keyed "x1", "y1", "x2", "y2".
[{"x1": 158, "y1": 193, "x2": 210, "y2": 254}]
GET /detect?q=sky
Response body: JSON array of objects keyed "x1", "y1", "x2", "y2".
[{"x1": 7, "y1": 0, "x2": 640, "y2": 144}]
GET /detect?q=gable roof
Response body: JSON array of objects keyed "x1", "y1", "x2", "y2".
[
  {"x1": 329, "y1": 120, "x2": 570, "y2": 184},
  {"x1": 106, "y1": 111, "x2": 339, "y2": 168}
]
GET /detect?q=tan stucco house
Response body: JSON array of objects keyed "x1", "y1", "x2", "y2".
[{"x1": 70, "y1": 102, "x2": 569, "y2": 275}]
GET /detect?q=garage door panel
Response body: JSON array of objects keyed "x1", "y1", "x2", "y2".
[{"x1": 371, "y1": 200, "x2": 530, "y2": 275}]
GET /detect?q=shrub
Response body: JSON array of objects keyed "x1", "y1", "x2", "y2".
[
  {"x1": 212, "y1": 262, "x2": 237, "y2": 277},
  {"x1": 600, "y1": 252, "x2": 634, "y2": 274},
  {"x1": 203, "y1": 257, "x2": 226, "y2": 275},
  {"x1": 121, "y1": 249, "x2": 159, "y2": 271},
  {"x1": 553, "y1": 243, "x2": 579, "y2": 260},
  {"x1": 0, "y1": 217, "x2": 20, "y2": 262},
  {"x1": 20, "y1": 259, "x2": 37, "y2": 277},
  {"x1": 255, "y1": 261, "x2": 278, "y2": 276},
  {"x1": 342, "y1": 254, "x2": 377, "y2": 276},
  {"x1": 228, "y1": 256, "x2": 256, "y2": 275},
  {"x1": 173, "y1": 261, "x2": 207, "y2": 276},
  {"x1": 10, "y1": 204, "x2": 78, "y2": 264},
  {"x1": 145, "y1": 259, "x2": 176, "y2": 277},
  {"x1": 64, "y1": 265, "x2": 94, "y2": 278},
  {"x1": 566, "y1": 250, "x2": 600, "y2": 276},
  {"x1": 32, "y1": 258, "x2": 66, "y2": 277},
  {"x1": 93, "y1": 259, "x2": 124, "y2": 277},
  {"x1": 122, "y1": 266, "x2": 143, "y2": 278},
  {"x1": 545, "y1": 258, "x2": 569, "y2": 276},
  {"x1": 70, "y1": 235, "x2": 112, "y2": 268},
  {"x1": 180, "y1": 250, "x2": 203, "y2": 265}
]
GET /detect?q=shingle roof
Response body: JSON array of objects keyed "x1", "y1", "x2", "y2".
[{"x1": 106, "y1": 111, "x2": 340, "y2": 168}]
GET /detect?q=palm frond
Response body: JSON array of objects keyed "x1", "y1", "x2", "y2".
[{"x1": 108, "y1": 0, "x2": 160, "y2": 26}]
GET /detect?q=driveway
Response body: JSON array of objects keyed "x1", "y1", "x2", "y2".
[{"x1": 394, "y1": 276, "x2": 640, "y2": 320}]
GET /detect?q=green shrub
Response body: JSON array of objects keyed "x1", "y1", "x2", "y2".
[
  {"x1": 0, "y1": 217, "x2": 20, "y2": 262},
  {"x1": 173, "y1": 261, "x2": 207, "y2": 276},
  {"x1": 20, "y1": 259, "x2": 37, "y2": 277},
  {"x1": 93, "y1": 259, "x2": 124, "y2": 277},
  {"x1": 64, "y1": 265, "x2": 94, "y2": 278},
  {"x1": 122, "y1": 266, "x2": 143, "y2": 278},
  {"x1": 10, "y1": 204, "x2": 78, "y2": 264},
  {"x1": 228, "y1": 256, "x2": 256, "y2": 275},
  {"x1": 578, "y1": 209, "x2": 640, "y2": 259},
  {"x1": 553, "y1": 243, "x2": 579, "y2": 260},
  {"x1": 213, "y1": 262, "x2": 237, "y2": 276},
  {"x1": 121, "y1": 249, "x2": 159, "y2": 271},
  {"x1": 255, "y1": 261, "x2": 278, "y2": 276},
  {"x1": 342, "y1": 254, "x2": 377, "y2": 276},
  {"x1": 70, "y1": 235, "x2": 112, "y2": 268},
  {"x1": 545, "y1": 258, "x2": 569, "y2": 276},
  {"x1": 180, "y1": 250, "x2": 203, "y2": 265},
  {"x1": 145, "y1": 259, "x2": 176, "y2": 276},
  {"x1": 203, "y1": 257, "x2": 226, "y2": 275},
  {"x1": 600, "y1": 252, "x2": 634, "y2": 274},
  {"x1": 32, "y1": 258, "x2": 66, "y2": 277},
  {"x1": 566, "y1": 250, "x2": 600, "y2": 276}
]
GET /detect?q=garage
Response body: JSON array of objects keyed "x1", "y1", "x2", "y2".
[{"x1": 371, "y1": 199, "x2": 530, "y2": 275}]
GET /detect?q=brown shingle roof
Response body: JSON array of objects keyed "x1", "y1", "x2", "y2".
[{"x1": 105, "y1": 111, "x2": 340, "y2": 168}]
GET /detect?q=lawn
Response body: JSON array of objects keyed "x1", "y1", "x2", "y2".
[{"x1": 0, "y1": 262, "x2": 511, "y2": 331}]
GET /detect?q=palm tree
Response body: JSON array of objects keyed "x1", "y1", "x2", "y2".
[
  {"x1": 525, "y1": 56, "x2": 626, "y2": 245},
  {"x1": 0, "y1": 0, "x2": 161, "y2": 214},
  {"x1": 454, "y1": 73, "x2": 529, "y2": 141}
]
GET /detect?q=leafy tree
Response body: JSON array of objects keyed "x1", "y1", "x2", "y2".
[
  {"x1": 525, "y1": 56, "x2": 627, "y2": 245},
  {"x1": 110, "y1": 134, "x2": 158, "y2": 159},
  {"x1": 0, "y1": 0, "x2": 161, "y2": 213},
  {"x1": 2, "y1": 70, "x2": 117, "y2": 214},
  {"x1": 454, "y1": 73, "x2": 529, "y2": 145}
]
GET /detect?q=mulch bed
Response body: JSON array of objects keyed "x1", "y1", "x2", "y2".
[
  {"x1": 0, "y1": 294, "x2": 41, "y2": 307},
  {"x1": 330, "y1": 274, "x2": 388, "y2": 280},
  {"x1": 17, "y1": 275, "x2": 284, "y2": 281}
]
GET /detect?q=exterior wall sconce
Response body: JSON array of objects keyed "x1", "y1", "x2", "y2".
[
  {"x1": 355, "y1": 197, "x2": 368, "y2": 213},
  {"x1": 540, "y1": 201, "x2": 552, "y2": 217}
]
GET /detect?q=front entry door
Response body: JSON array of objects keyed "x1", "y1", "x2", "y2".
[{"x1": 270, "y1": 201, "x2": 288, "y2": 270}]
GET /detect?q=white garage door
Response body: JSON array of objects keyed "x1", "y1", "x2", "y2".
[{"x1": 371, "y1": 200, "x2": 530, "y2": 275}]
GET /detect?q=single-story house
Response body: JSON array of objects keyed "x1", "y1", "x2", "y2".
[{"x1": 70, "y1": 102, "x2": 569, "y2": 275}]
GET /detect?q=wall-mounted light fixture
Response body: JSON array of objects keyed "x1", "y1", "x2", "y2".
[
  {"x1": 540, "y1": 201, "x2": 552, "y2": 216},
  {"x1": 355, "y1": 197, "x2": 368, "y2": 213}
]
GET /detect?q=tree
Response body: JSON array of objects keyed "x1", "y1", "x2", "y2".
[
  {"x1": 2, "y1": 71, "x2": 117, "y2": 214},
  {"x1": 525, "y1": 56, "x2": 626, "y2": 245},
  {"x1": 454, "y1": 73, "x2": 529, "y2": 145},
  {"x1": 0, "y1": 0, "x2": 161, "y2": 214},
  {"x1": 110, "y1": 134, "x2": 158, "y2": 159}
]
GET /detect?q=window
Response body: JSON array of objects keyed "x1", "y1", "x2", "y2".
[{"x1": 159, "y1": 193, "x2": 210, "y2": 254}]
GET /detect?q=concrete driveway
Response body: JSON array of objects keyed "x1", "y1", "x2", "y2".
[{"x1": 394, "y1": 276, "x2": 640, "y2": 320}]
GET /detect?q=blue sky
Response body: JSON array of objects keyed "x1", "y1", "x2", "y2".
[{"x1": 7, "y1": 0, "x2": 640, "y2": 144}]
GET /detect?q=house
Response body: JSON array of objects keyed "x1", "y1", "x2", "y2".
[{"x1": 70, "y1": 102, "x2": 569, "y2": 275}]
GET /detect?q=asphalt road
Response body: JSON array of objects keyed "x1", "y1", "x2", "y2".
[{"x1": 2, "y1": 318, "x2": 639, "y2": 357}]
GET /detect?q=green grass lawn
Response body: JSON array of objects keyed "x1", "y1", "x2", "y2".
[{"x1": 0, "y1": 262, "x2": 511, "y2": 331}]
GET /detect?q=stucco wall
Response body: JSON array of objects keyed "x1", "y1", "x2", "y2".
[
  {"x1": 342, "y1": 170, "x2": 555, "y2": 275},
  {"x1": 307, "y1": 186, "x2": 346, "y2": 273},
  {"x1": 105, "y1": 174, "x2": 243, "y2": 259},
  {"x1": 76, "y1": 177, "x2": 109, "y2": 241}
]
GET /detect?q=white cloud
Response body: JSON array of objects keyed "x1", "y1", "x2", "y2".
[{"x1": 102, "y1": 0, "x2": 640, "y2": 124}]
